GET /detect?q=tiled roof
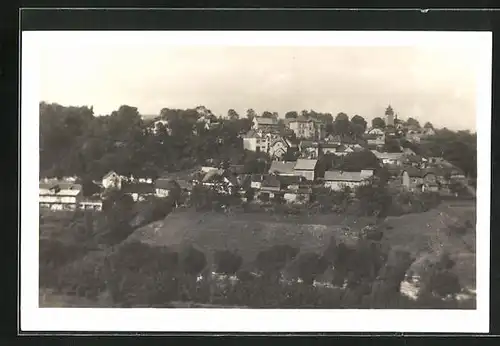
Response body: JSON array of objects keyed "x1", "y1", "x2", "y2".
[
  {"x1": 371, "y1": 150, "x2": 404, "y2": 160},
  {"x1": 251, "y1": 174, "x2": 265, "y2": 182},
  {"x1": 122, "y1": 182, "x2": 155, "y2": 194},
  {"x1": 277, "y1": 175, "x2": 303, "y2": 187},
  {"x1": 294, "y1": 159, "x2": 318, "y2": 171},
  {"x1": 269, "y1": 161, "x2": 296, "y2": 175},
  {"x1": 319, "y1": 142, "x2": 340, "y2": 149},
  {"x1": 102, "y1": 171, "x2": 118, "y2": 180},
  {"x1": 155, "y1": 178, "x2": 179, "y2": 189},
  {"x1": 261, "y1": 175, "x2": 281, "y2": 189},
  {"x1": 39, "y1": 181, "x2": 82, "y2": 197},
  {"x1": 324, "y1": 170, "x2": 370, "y2": 182},
  {"x1": 202, "y1": 169, "x2": 225, "y2": 183},
  {"x1": 254, "y1": 117, "x2": 278, "y2": 125},
  {"x1": 402, "y1": 167, "x2": 424, "y2": 178}
]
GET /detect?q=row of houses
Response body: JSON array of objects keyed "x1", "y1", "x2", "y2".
[{"x1": 39, "y1": 181, "x2": 103, "y2": 211}]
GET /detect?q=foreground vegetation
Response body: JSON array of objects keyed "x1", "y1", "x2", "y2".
[{"x1": 40, "y1": 195, "x2": 475, "y2": 309}]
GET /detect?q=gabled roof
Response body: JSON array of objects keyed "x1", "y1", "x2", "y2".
[
  {"x1": 269, "y1": 161, "x2": 296, "y2": 175},
  {"x1": 294, "y1": 159, "x2": 318, "y2": 171},
  {"x1": 371, "y1": 150, "x2": 404, "y2": 160},
  {"x1": 237, "y1": 174, "x2": 252, "y2": 189},
  {"x1": 326, "y1": 134, "x2": 343, "y2": 142},
  {"x1": 251, "y1": 174, "x2": 265, "y2": 183},
  {"x1": 102, "y1": 170, "x2": 118, "y2": 180},
  {"x1": 242, "y1": 129, "x2": 261, "y2": 138},
  {"x1": 270, "y1": 137, "x2": 289, "y2": 148},
  {"x1": 402, "y1": 167, "x2": 424, "y2": 178},
  {"x1": 261, "y1": 175, "x2": 281, "y2": 189},
  {"x1": 122, "y1": 182, "x2": 155, "y2": 194},
  {"x1": 155, "y1": 178, "x2": 179, "y2": 190},
  {"x1": 277, "y1": 175, "x2": 303, "y2": 187},
  {"x1": 320, "y1": 142, "x2": 341, "y2": 149},
  {"x1": 202, "y1": 169, "x2": 225, "y2": 183},
  {"x1": 229, "y1": 164, "x2": 246, "y2": 175},
  {"x1": 39, "y1": 181, "x2": 82, "y2": 196},
  {"x1": 254, "y1": 116, "x2": 278, "y2": 125},
  {"x1": 289, "y1": 115, "x2": 309, "y2": 123},
  {"x1": 324, "y1": 170, "x2": 370, "y2": 182},
  {"x1": 300, "y1": 140, "x2": 318, "y2": 149},
  {"x1": 289, "y1": 115, "x2": 323, "y2": 124},
  {"x1": 405, "y1": 154, "x2": 423, "y2": 163}
]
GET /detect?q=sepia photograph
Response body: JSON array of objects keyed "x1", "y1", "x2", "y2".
[{"x1": 21, "y1": 30, "x2": 491, "y2": 333}]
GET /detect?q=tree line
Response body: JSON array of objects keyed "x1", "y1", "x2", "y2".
[{"x1": 40, "y1": 102, "x2": 477, "y2": 185}]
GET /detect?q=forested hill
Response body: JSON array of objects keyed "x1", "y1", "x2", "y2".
[{"x1": 39, "y1": 102, "x2": 477, "y2": 182}]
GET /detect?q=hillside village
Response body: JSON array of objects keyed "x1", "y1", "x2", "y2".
[
  {"x1": 39, "y1": 102, "x2": 477, "y2": 309},
  {"x1": 39, "y1": 105, "x2": 472, "y2": 212}
]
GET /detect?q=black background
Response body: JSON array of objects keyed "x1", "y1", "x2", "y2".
[{"x1": 3, "y1": 4, "x2": 499, "y2": 344}]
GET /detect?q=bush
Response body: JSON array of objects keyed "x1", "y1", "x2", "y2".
[
  {"x1": 255, "y1": 245, "x2": 299, "y2": 276},
  {"x1": 294, "y1": 253, "x2": 329, "y2": 284},
  {"x1": 180, "y1": 245, "x2": 207, "y2": 276},
  {"x1": 214, "y1": 250, "x2": 243, "y2": 275}
]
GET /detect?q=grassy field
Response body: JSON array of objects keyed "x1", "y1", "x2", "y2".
[
  {"x1": 126, "y1": 200, "x2": 476, "y2": 288},
  {"x1": 39, "y1": 288, "x2": 115, "y2": 308}
]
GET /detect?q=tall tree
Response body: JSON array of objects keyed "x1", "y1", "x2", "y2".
[
  {"x1": 333, "y1": 112, "x2": 351, "y2": 136},
  {"x1": 406, "y1": 117, "x2": 421, "y2": 128},
  {"x1": 227, "y1": 109, "x2": 239, "y2": 120},
  {"x1": 350, "y1": 115, "x2": 367, "y2": 138},
  {"x1": 424, "y1": 121, "x2": 434, "y2": 129},
  {"x1": 371, "y1": 117, "x2": 386, "y2": 129},
  {"x1": 246, "y1": 108, "x2": 257, "y2": 120},
  {"x1": 261, "y1": 111, "x2": 274, "y2": 118},
  {"x1": 285, "y1": 111, "x2": 298, "y2": 119}
]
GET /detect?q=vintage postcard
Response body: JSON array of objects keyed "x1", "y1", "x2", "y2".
[{"x1": 21, "y1": 30, "x2": 491, "y2": 333}]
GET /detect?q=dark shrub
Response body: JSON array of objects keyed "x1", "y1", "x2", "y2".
[{"x1": 214, "y1": 250, "x2": 243, "y2": 275}]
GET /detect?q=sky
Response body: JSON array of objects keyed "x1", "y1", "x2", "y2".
[{"x1": 37, "y1": 32, "x2": 487, "y2": 131}]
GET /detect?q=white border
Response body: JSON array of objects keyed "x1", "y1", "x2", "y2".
[{"x1": 21, "y1": 31, "x2": 491, "y2": 333}]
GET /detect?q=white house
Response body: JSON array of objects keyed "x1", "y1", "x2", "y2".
[
  {"x1": 371, "y1": 150, "x2": 404, "y2": 166},
  {"x1": 324, "y1": 170, "x2": 373, "y2": 191},
  {"x1": 151, "y1": 119, "x2": 171, "y2": 135},
  {"x1": 288, "y1": 116, "x2": 325, "y2": 140},
  {"x1": 250, "y1": 174, "x2": 265, "y2": 189},
  {"x1": 102, "y1": 171, "x2": 122, "y2": 190},
  {"x1": 242, "y1": 130, "x2": 272, "y2": 153},
  {"x1": 268, "y1": 161, "x2": 296, "y2": 176},
  {"x1": 293, "y1": 159, "x2": 318, "y2": 181},
  {"x1": 268, "y1": 138, "x2": 289, "y2": 160},
  {"x1": 155, "y1": 178, "x2": 177, "y2": 198},
  {"x1": 366, "y1": 127, "x2": 385, "y2": 137},
  {"x1": 39, "y1": 181, "x2": 82, "y2": 210},
  {"x1": 252, "y1": 116, "x2": 279, "y2": 132},
  {"x1": 79, "y1": 197, "x2": 103, "y2": 211}
]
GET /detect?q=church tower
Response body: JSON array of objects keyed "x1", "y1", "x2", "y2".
[{"x1": 385, "y1": 105, "x2": 395, "y2": 126}]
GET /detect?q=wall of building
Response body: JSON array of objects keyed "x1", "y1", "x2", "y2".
[
  {"x1": 39, "y1": 195, "x2": 79, "y2": 204},
  {"x1": 294, "y1": 170, "x2": 315, "y2": 181},
  {"x1": 324, "y1": 181, "x2": 362, "y2": 191},
  {"x1": 156, "y1": 188, "x2": 170, "y2": 197},
  {"x1": 243, "y1": 137, "x2": 257, "y2": 151}
]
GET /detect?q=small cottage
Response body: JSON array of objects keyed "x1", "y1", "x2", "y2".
[
  {"x1": 154, "y1": 179, "x2": 178, "y2": 198},
  {"x1": 102, "y1": 171, "x2": 122, "y2": 190},
  {"x1": 122, "y1": 182, "x2": 155, "y2": 202},
  {"x1": 293, "y1": 159, "x2": 319, "y2": 181},
  {"x1": 324, "y1": 169, "x2": 374, "y2": 191},
  {"x1": 259, "y1": 175, "x2": 281, "y2": 201},
  {"x1": 268, "y1": 161, "x2": 296, "y2": 176},
  {"x1": 39, "y1": 181, "x2": 82, "y2": 210}
]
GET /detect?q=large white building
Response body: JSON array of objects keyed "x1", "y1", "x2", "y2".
[
  {"x1": 39, "y1": 181, "x2": 82, "y2": 210},
  {"x1": 324, "y1": 169, "x2": 374, "y2": 191},
  {"x1": 287, "y1": 116, "x2": 325, "y2": 140},
  {"x1": 252, "y1": 116, "x2": 280, "y2": 132}
]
